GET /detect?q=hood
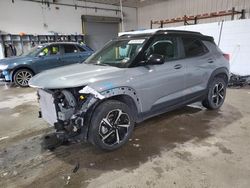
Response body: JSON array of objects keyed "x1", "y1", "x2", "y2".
[
  {"x1": 29, "y1": 63, "x2": 125, "y2": 89},
  {"x1": 0, "y1": 56, "x2": 32, "y2": 67}
]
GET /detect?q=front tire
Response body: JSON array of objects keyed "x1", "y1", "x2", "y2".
[
  {"x1": 202, "y1": 77, "x2": 227, "y2": 110},
  {"x1": 13, "y1": 69, "x2": 33, "y2": 87},
  {"x1": 88, "y1": 100, "x2": 134, "y2": 151}
]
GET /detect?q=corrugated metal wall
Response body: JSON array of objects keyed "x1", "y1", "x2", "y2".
[{"x1": 138, "y1": 0, "x2": 250, "y2": 29}]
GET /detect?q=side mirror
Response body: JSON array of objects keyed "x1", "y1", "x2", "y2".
[
  {"x1": 38, "y1": 52, "x2": 45, "y2": 57},
  {"x1": 147, "y1": 54, "x2": 165, "y2": 65}
]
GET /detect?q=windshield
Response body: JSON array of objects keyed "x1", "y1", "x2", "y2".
[
  {"x1": 85, "y1": 38, "x2": 147, "y2": 68},
  {"x1": 21, "y1": 45, "x2": 44, "y2": 56}
]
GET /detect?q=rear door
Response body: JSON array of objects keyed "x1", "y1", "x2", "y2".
[
  {"x1": 60, "y1": 44, "x2": 82, "y2": 66},
  {"x1": 181, "y1": 37, "x2": 212, "y2": 97}
]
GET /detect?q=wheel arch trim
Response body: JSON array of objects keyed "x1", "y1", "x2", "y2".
[
  {"x1": 80, "y1": 87, "x2": 141, "y2": 141},
  {"x1": 100, "y1": 87, "x2": 141, "y2": 114},
  {"x1": 207, "y1": 67, "x2": 229, "y2": 88}
]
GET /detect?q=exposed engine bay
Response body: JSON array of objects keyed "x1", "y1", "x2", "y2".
[
  {"x1": 38, "y1": 87, "x2": 99, "y2": 142},
  {"x1": 37, "y1": 85, "x2": 140, "y2": 148}
]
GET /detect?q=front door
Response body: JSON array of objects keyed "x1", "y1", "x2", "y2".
[
  {"x1": 33, "y1": 44, "x2": 62, "y2": 73},
  {"x1": 131, "y1": 35, "x2": 187, "y2": 113}
]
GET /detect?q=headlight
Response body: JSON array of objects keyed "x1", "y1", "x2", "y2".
[{"x1": 0, "y1": 65, "x2": 8, "y2": 70}]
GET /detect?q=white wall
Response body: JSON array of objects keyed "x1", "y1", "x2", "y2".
[
  {"x1": 0, "y1": 0, "x2": 137, "y2": 35},
  {"x1": 138, "y1": 0, "x2": 250, "y2": 29},
  {"x1": 173, "y1": 19, "x2": 250, "y2": 76}
]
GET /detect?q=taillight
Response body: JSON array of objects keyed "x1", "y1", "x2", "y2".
[{"x1": 223, "y1": 53, "x2": 230, "y2": 62}]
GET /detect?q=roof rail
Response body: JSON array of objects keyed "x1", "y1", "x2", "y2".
[{"x1": 154, "y1": 30, "x2": 202, "y2": 35}]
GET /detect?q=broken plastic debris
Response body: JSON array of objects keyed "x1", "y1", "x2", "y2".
[
  {"x1": 89, "y1": 163, "x2": 95, "y2": 167},
  {"x1": 0, "y1": 136, "x2": 9, "y2": 141},
  {"x1": 228, "y1": 74, "x2": 250, "y2": 87},
  {"x1": 13, "y1": 171, "x2": 17, "y2": 176},
  {"x1": 133, "y1": 144, "x2": 140, "y2": 147},
  {"x1": 66, "y1": 175, "x2": 71, "y2": 185},
  {"x1": 72, "y1": 162, "x2": 80, "y2": 173},
  {"x1": 79, "y1": 86, "x2": 105, "y2": 99}
]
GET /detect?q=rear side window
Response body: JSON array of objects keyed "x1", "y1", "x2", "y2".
[
  {"x1": 182, "y1": 37, "x2": 208, "y2": 57},
  {"x1": 63, "y1": 44, "x2": 78, "y2": 54}
]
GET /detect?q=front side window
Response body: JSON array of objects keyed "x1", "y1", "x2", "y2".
[
  {"x1": 182, "y1": 37, "x2": 208, "y2": 57},
  {"x1": 38, "y1": 45, "x2": 60, "y2": 56},
  {"x1": 42, "y1": 47, "x2": 49, "y2": 56},
  {"x1": 85, "y1": 38, "x2": 147, "y2": 68},
  {"x1": 64, "y1": 44, "x2": 78, "y2": 54},
  {"x1": 50, "y1": 45, "x2": 60, "y2": 55},
  {"x1": 144, "y1": 36, "x2": 178, "y2": 61}
]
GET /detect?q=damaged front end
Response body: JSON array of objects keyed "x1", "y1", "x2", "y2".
[{"x1": 38, "y1": 86, "x2": 103, "y2": 143}]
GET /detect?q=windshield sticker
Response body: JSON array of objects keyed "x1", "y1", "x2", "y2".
[{"x1": 128, "y1": 39, "x2": 145, "y2": 44}]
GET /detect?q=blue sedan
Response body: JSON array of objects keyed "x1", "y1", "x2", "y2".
[{"x1": 0, "y1": 42, "x2": 94, "y2": 87}]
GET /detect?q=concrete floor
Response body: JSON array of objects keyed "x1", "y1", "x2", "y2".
[{"x1": 0, "y1": 82, "x2": 250, "y2": 188}]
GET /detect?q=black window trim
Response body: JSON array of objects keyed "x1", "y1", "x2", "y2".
[
  {"x1": 181, "y1": 36, "x2": 209, "y2": 58},
  {"x1": 130, "y1": 35, "x2": 185, "y2": 67},
  {"x1": 76, "y1": 44, "x2": 86, "y2": 52},
  {"x1": 144, "y1": 35, "x2": 181, "y2": 63}
]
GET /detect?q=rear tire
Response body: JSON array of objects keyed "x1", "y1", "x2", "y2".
[
  {"x1": 13, "y1": 69, "x2": 33, "y2": 87},
  {"x1": 202, "y1": 77, "x2": 227, "y2": 110},
  {"x1": 88, "y1": 100, "x2": 134, "y2": 151}
]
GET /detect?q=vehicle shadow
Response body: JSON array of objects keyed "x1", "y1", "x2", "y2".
[{"x1": 39, "y1": 103, "x2": 242, "y2": 186}]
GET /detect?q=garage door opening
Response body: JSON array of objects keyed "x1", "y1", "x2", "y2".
[{"x1": 82, "y1": 15, "x2": 121, "y2": 51}]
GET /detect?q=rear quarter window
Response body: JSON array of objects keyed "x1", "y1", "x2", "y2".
[
  {"x1": 63, "y1": 44, "x2": 78, "y2": 54},
  {"x1": 182, "y1": 37, "x2": 208, "y2": 57}
]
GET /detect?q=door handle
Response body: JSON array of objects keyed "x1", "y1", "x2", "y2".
[
  {"x1": 207, "y1": 59, "x2": 214, "y2": 63},
  {"x1": 174, "y1": 64, "x2": 182, "y2": 69}
]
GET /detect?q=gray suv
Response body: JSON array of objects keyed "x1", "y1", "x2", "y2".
[{"x1": 29, "y1": 30, "x2": 229, "y2": 150}]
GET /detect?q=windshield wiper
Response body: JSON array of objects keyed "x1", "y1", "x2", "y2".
[{"x1": 93, "y1": 63, "x2": 110, "y2": 66}]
